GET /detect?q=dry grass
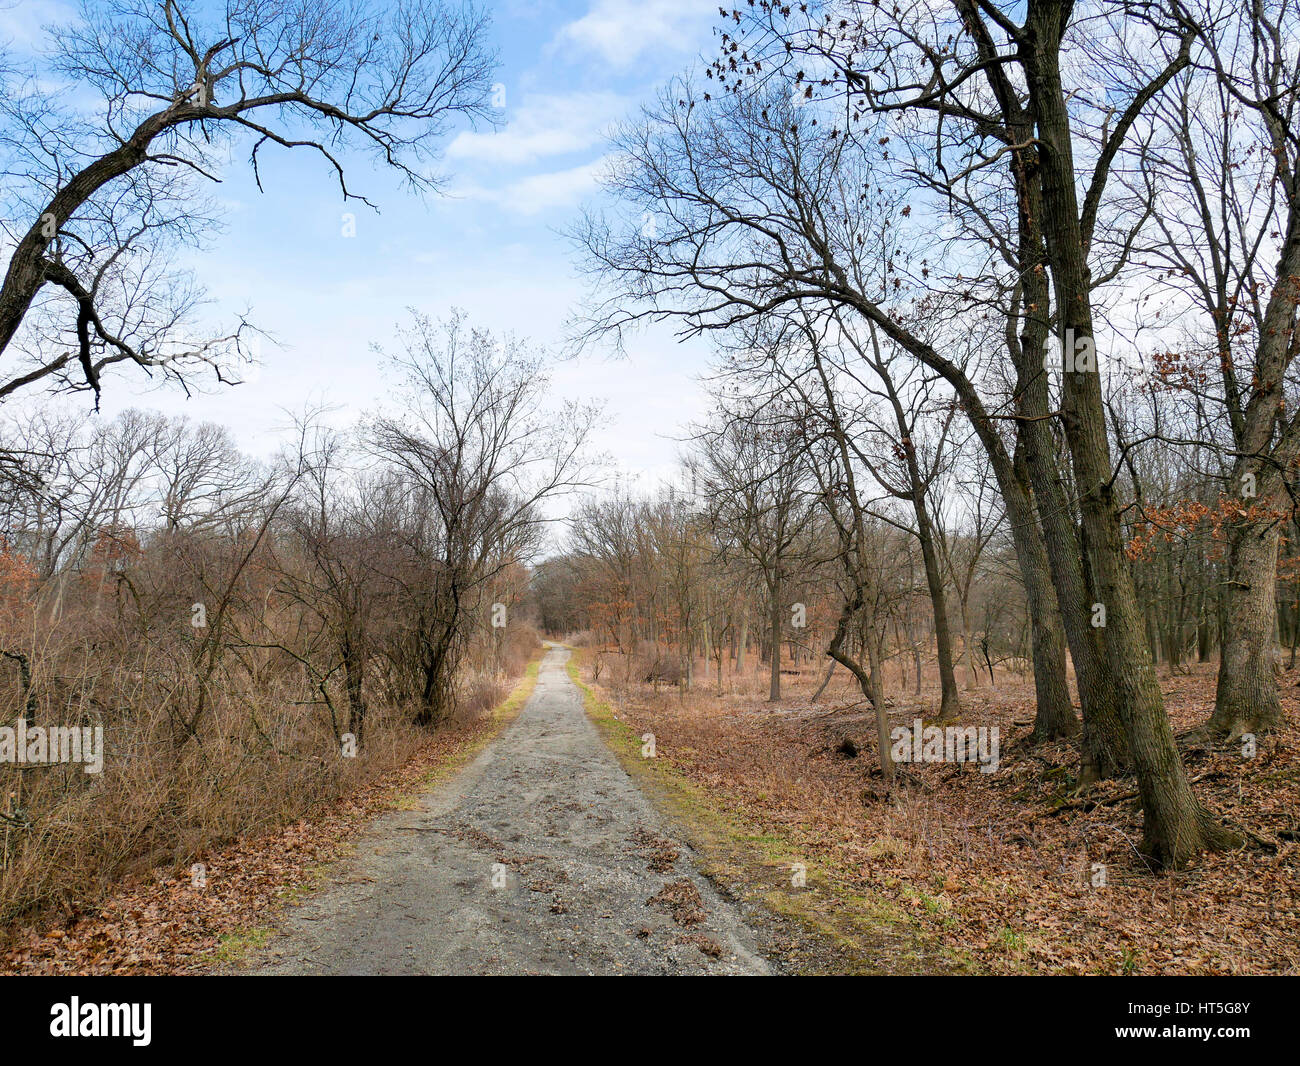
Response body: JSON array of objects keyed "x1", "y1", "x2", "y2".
[
  {"x1": 0, "y1": 611, "x2": 540, "y2": 934},
  {"x1": 0, "y1": 650, "x2": 543, "y2": 974},
  {"x1": 0, "y1": 693, "x2": 423, "y2": 925}
]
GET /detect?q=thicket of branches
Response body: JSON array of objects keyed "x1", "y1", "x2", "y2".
[{"x1": 0, "y1": 313, "x2": 590, "y2": 922}]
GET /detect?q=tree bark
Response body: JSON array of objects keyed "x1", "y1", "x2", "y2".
[
  {"x1": 1013, "y1": 344, "x2": 1126, "y2": 775},
  {"x1": 1007, "y1": 450, "x2": 1080, "y2": 742},
  {"x1": 1213, "y1": 518, "x2": 1284, "y2": 735},
  {"x1": 905, "y1": 449, "x2": 961, "y2": 721},
  {"x1": 768, "y1": 572, "x2": 782, "y2": 701},
  {"x1": 343, "y1": 636, "x2": 367, "y2": 745},
  {"x1": 1023, "y1": 0, "x2": 1236, "y2": 865}
]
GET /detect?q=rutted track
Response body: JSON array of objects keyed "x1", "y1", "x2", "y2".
[{"x1": 232, "y1": 645, "x2": 771, "y2": 975}]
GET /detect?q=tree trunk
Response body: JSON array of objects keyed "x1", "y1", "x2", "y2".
[
  {"x1": 1009, "y1": 188, "x2": 1125, "y2": 774},
  {"x1": 827, "y1": 594, "x2": 893, "y2": 793},
  {"x1": 909, "y1": 480, "x2": 961, "y2": 721},
  {"x1": 811, "y1": 658, "x2": 837, "y2": 701},
  {"x1": 958, "y1": 598, "x2": 979, "y2": 689},
  {"x1": 684, "y1": 632, "x2": 694, "y2": 691},
  {"x1": 880, "y1": 366, "x2": 963, "y2": 722},
  {"x1": 418, "y1": 632, "x2": 455, "y2": 728},
  {"x1": 1024, "y1": 1, "x2": 1235, "y2": 865},
  {"x1": 343, "y1": 637, "x2": 367, "y2": 745},
  {"x1": 957, "y1": 0, "x2": 1128, "y2": 776},
  {"x1": 768, "y1": 573, "x2": 782, "y2": 701},
  {"x1": 1213, "y1": 518, "x2": 1283, "y2": 735},
  {"x1": 1007, "y1": 446, "x2": 1080, "y2": 742}
]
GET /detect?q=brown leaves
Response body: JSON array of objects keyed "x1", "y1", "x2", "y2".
[
  {"x1": 599, "y1": 660, "x2": 1300, "y2": 975},
  {"x1": 646, "y1": 878, "x2": 707, "y2": 927},
  {"x1": 674, "y1": 931, "x2": 723, "y2": 957},
  {"x1": 629, "y1": 828, "x2": 680, "y2": 873},
  {"x1": 1127, "y1": 494, "x2": 1292, "y2": 560}
]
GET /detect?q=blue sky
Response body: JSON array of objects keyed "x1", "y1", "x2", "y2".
[{"x1": 3, "y1": 0, "x2": 724, "y2": 493}]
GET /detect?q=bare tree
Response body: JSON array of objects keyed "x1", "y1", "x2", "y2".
[
  {"x1": 691, "y1": 405, "x2": 817, "y2": 701},
  {"x1": 837, "y1": 324, "x2": 964, "y2": 722},
  {"x1": 369, "y1": 310, "x2": 596, "y2": 725},
  {"x1": 0, "y1": 0, "x2": 495, "y2": 403}
]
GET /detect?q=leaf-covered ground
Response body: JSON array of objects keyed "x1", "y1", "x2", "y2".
[{"x1": 584, "y1": 659, "x2": 1299, "y2": 975}]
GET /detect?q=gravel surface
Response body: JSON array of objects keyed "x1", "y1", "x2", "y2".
[{"x1": 235, "y1": 645, "x2": 771, "y2": 975}]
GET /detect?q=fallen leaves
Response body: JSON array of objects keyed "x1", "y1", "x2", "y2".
[
  {"x1": 646, "y1": 878, "x2": 707, "y2": 927},
  {"x1": 629, "y1": 828, "x2": 680, "y2": 873},
  {"x1": 599, "y1": 661, "x2": 1300, "y2": 975}
]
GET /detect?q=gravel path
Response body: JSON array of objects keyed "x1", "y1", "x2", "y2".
[{"x1": 235, "y1": 645, "x2": 771, "y2": 975}]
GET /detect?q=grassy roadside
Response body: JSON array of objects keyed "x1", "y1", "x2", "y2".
[
  {"x1": 1, "y1": 650, "x2": 544, "y2": 975},
  {"x1": 565, "y1": 649, "x2": 973, "y2": 975},
  {"x1": 213, "y1": 655, "x2": 544, "y2": 968}
]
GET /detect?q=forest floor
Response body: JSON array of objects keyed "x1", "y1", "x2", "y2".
[{"x1": 575, "y1": 649, "x2": 1300, "y2": 975}]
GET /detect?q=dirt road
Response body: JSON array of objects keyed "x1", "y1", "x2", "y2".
[{"x1": 233, "y1": 645, "x2": 771, "y2": 975}]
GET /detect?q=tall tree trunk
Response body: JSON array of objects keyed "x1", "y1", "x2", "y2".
[
  {"x1": 1008, "y1": 168, "x2": 1126, "y2": 776},
  {"x1": 908, "y1": 469, "x2": 961, "y2": 721},
  {"x1": 1025, "y1": 1, "x2": 1235, "y2": 865},
  {"x1": 956, "y1": 0, "x2": 1129, "y2": 777},
  {"x1": 1205, "y1": 84, "x2": 1300, "y2": 732},
  {"x1": 1213, "y1": 518, "x2": 1283, "y2": 735},
  {"x1": 768, "y1": 572, "x2": 782, "y2": 701}
]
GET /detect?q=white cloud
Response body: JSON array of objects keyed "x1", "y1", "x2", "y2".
[
  {"x1": 454, "y1": 158, "x2": 606, "y2": 216},
  {"x1": 447, "y1": 91, "x2": 628, "y2": 166},
  {"x1": 0, "y1": 0, "x2": 75, "y2": 52},
  {"x1": 553, "y1": 0, "x2": 712, "y2": 67}
]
